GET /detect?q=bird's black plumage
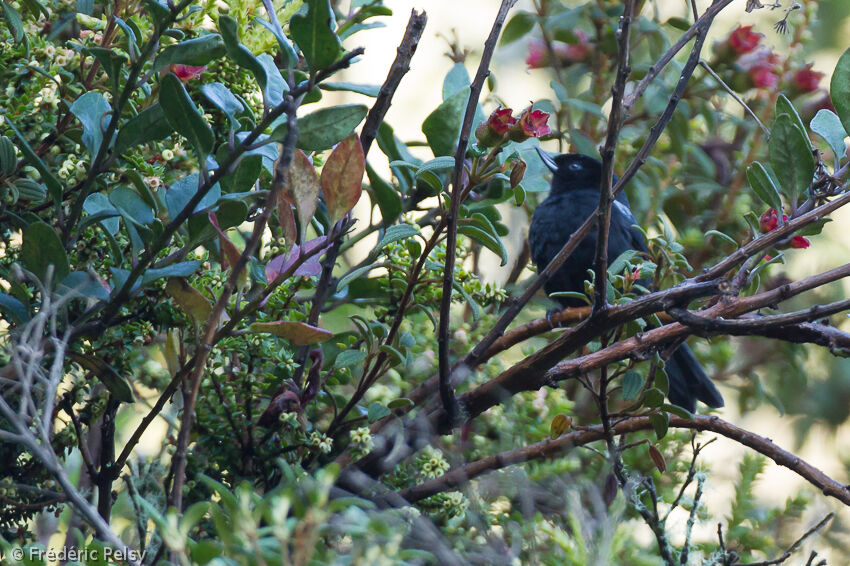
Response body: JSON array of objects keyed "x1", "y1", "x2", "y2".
[{"x1": 529, "y1": 149, "x2": 723, "y2": 412}]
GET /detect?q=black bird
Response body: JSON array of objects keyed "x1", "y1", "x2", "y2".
[{"x1": 529, "y1": 149, "x2": 723, "y2": 413}]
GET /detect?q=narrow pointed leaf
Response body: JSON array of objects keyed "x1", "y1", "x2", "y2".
[
  {"x1": 160, "y1": 73, "x2": 214, "y2": 161},
  {"x1": 249, "y1": 320, "x2": 334, "y2": 344},
  {"x1": 321, "y1": 134, "x2": 365, "y2": 224}
]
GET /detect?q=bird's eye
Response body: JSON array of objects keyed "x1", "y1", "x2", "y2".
[{"x1": 568, "y1": 162, "x2": 582, "y2": 172}]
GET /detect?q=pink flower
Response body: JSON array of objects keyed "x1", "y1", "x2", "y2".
[
  {"x1": 526, "y1": 30, "x2": 592, "y2": 69},
  {"x1": 792, "y1": 65, "x2": 824, "y2": 93},
  {"x1": 475, "y1": 106, "x2": 517, "y2": 147},
  {"x1": 170, "y1": 64, "x2": 206, "y2": 81},
  {"x1": 510, "y1": 108, "x2": 551, "y2": 141},
  {"x1": 526, "y1": 39, "x2": 548, "y2": 69},
  {"x1": 750, "y1": 64, "x2": 779, "y2": 89},
  {"x1": 728, "y1": 25, "x2": 762, "y2": 54}
]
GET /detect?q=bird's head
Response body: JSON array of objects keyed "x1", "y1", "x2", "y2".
[{"x1": 536, "y1": 148, "x2": 606, "y2": 193}]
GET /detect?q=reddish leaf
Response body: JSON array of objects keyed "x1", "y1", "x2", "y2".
[
  {"x1": 264, "y1": 236, "x2": 328, "y2": 283},
  {"x1": 209, "y1": 212, "x2": 241, "y2": 271},
  {"x1": 258, "y1": 389, "x2": 301, "y2": 427},
  {"x1": 321, "y1": 134, "x2": 365, "y2": 224},
  {"x1": 285, "y1": 149, "x2": 320, "y2": 242},
  {"x1": 277, "y1": 198, "x2": 297, "y2": 248},
  {"x1": 249, "y1": 320, "x2": 334, "y2": 344},
  {"x1": 301, "y1": 349, "x2": 324, "y2": 406}
]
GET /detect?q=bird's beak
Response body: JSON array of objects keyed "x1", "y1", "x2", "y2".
[{"x1": 535, "y1": 146, "x2": 558, "y2": 173}]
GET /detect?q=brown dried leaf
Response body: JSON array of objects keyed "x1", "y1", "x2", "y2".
[
  {"x1": 603, "y1": 473, "x2": 619, "y2": 507},
  {"x1": 166, "y1": 277, "x2": 212, "y2": 325},
  {"x1": 648, "y1": 445, "x2": 667, "y2": 473},
  {"x1": 321, "y1": 134, "x2": 365, "y2": 224}
]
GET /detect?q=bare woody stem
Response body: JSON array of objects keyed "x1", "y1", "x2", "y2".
[
  {"x1": 438, "y1": 0, "x2": 518, "y2": 425},
  {"x1": 399, "y1": 415, "x2": 850, "y2": 507},
  {"x1": 360, "y1": 9, "x2": 428, "y2": 156},
  {"x1": 593, "y1": 0, "x2": 634, "y2": 312}
]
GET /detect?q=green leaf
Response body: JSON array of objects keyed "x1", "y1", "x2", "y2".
[
  {"x1": 769, "y1": 114, "x2": 816, "y2": 197},
  {"x1": 336, "y1": 263, "x2": 379, "y2": 290},
  {"x1": 746, "y1": 161, "x2": 783, "y2": 211},
  {"x1": 830, "y1": 47, "x2": 850, "y2": 138},
  {"x1": 442, "y1": 62, "x2": 470, "y2": 101},
  {"x1": 387, "y1": 398, "x2": 413, "y2": 409},
  {"x1": 114, "y1": 103, "x2": 173, "y2": 154},
  {"x1": 166, "y1": 173, "x2": 220, "y2": 220},
  {"x1": 254, "y1": 16, "x2": 299, "y2": 67},
  {"x1": 422, "y1": 88, "x2": 467, "y2": 157},
  {"x1": 160, "y1": 73, "x2": 214, "y2": 161},
  {"x1": 141, "y1": 261, "x2": 201, "y2": 284},
  {"x1": 219, "y1": 17, "x2": 268, "y2": 99},
  {"x1": 67, "y1": 352, "x2": 134, "y2": 403},
  {"x1": 0, "y1": 292, "x2": 28, "y2": 324},
  {"x1": 334, "y1": 349, "x2": 367, "y2": 369},
  {"x1": 202, "y1": 82, "x2": 245, "y2": 129},
  {"x1": 70, "y1": 92, "x2": 112, "y2": 157},
  {"x1": 621, "y1": 370, "x2": 644, "y2": 400},
  {"x1": 292, "y1": 104, "x2": 368, "y2": 152},
  {"x1": 649, "y1": 412, "x2": 669, "y2": 440},
  {"x1": 249, "y1": 321, "x2": 334, "y2": 344},
  {"x1": 775, "y1": 94, "x2": 809, "y2": 141},
  {"x1": 86, "y1": 47, "x2": 127, "y2": 93},
  {"x1": 21, "y1": 222, "x2": 70, "y2": 283},
  {"x1": 661, "y1": 403, "x2": 694, "y2": 420},
  {"x1": 500, "y1": 11, "x2": 535, "y2": 46},
  {"x1": 458, "y1": 213, "x2": 507, "y2": 266},
  {"x1": 377, "y1": 224, "x2": 419, "y2": 250},
  {"x1": 58, "y1": 271, "x2": 109, "y2": 300},
  {"x1": 810, "y1": 109, "x2": 847, "y2": 160},
  {"x1": 290, "y1": 0, "x2": 342, "y2": 70},
  {"x1": 152, "y1": 33, "x2": 225, "y2": 71},
  {"x1": 6, "y1": 120, "x2": 63, "y2": 203},
  {"x1": 109, "y1": 187, "x2": 154, "y2": 226},
  {"x1": 83, "y1": 193, "x2": 120, "y2": 234},
  {"x1": 220, "y1": 154, "x2": 262, "y2": 193},
  {"x1": 365, "y1": 162, "x2": 401, "y2": 227},
  {"x1": 1, "y1": 1, "x2": 24, "y2": 44},
  {"x1": 320, "y1": 82, "x2": 380, "y2": 97},
  {"x1": 367, "y1": 402, "x2": 391, "y2": 423},
  {"x1": 257, "y1": 53, "x2": 286, "y2": 107}
]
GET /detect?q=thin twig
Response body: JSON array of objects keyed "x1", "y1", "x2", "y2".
[
  {"x1": 593, "y1": 0, "x2": 635, "y2": 312},
  {"x1": 360, "y1": 9, "x2": 427, "y2": 156},
  {"x1": 700, "y1": 60, "x2": 770, "y2": 138},
  {"x1": 439, "y1": 0, "x2": 518, "y2": 424},
  {"x1": 737, "y1": 513, "x2": 833, "y2": 566}
]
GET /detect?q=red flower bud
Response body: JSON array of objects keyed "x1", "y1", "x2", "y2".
[
  {"x1": 171, "y1": 64, "x2": 206, "y2": 81},
  {"x1": 759, "y1": 208, "x2": 786, "y2": 232},
  {"x1": 750, "y1": 64, "x2": 779, "y2": 89},
  {"x1": 526, "y1": 30, "x2": 592, "y2": 69},
  {"x1": 728, "y1": 25, "x2": 762, "y2": 54},
  {"x1": 790, "y1": 235, "x2": 810, "y2": 249},
  {"x1": 792, "y1": 65, "x2": 824, "y2": 94}
]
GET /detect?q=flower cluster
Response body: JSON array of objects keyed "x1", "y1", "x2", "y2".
[
  {"x1": 350, "y1": 426, "x2": 374, "y2": 453},
  {"x1": 416, "y1": 446, "x2": 450, "y2": 479},
  {"x1": 759, "y1": 208, "x2": 810, "y2": 249},
  {"x1": 713, "y1": 25, "x2": 824, "y2": 96},
  {"x1": 309, "y1": 431, "x2": 334, "y2": 454},
  {"x1": 475, "y1": 106, "x2": 551, "y2": 147},
  {"x1": 526, "y1": 29, "x2": 592, "y2": 69}
]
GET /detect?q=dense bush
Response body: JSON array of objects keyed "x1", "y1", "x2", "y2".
[{"x1": 1, "y1": 0, "x2": 850, "y2": 564}]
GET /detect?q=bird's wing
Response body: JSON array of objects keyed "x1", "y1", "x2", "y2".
[{"x1": 613, "y1": 199, "x2": 650, "y2": 253}]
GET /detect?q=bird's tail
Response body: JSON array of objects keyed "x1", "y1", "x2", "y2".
[{"x1": 665, "y1": 343, "x2": 724, "y2": 413}]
